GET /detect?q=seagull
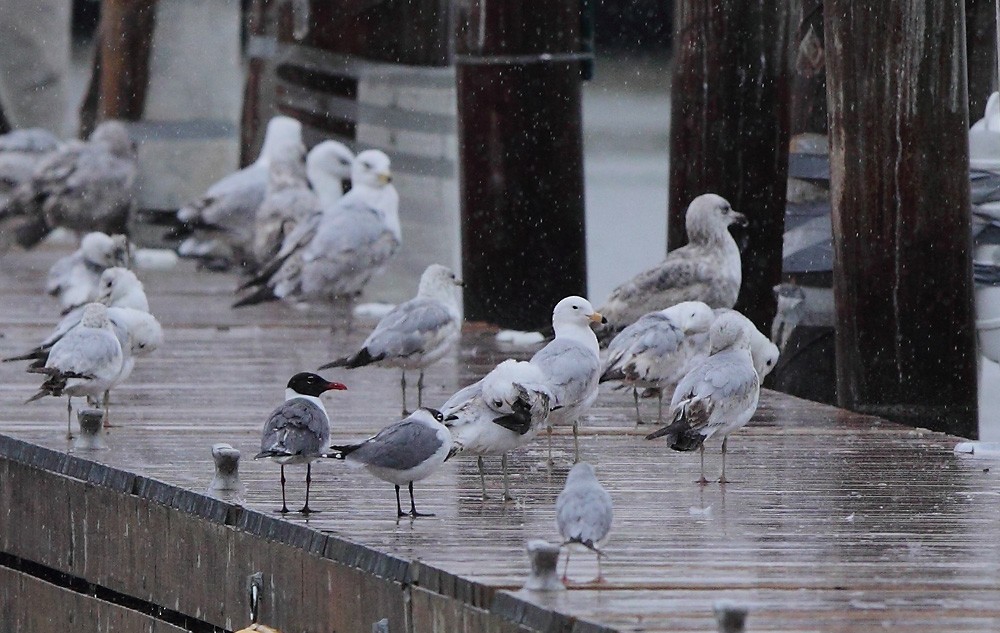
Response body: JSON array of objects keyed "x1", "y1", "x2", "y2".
[
  {"x1": 0, "y1": 121, "x2": 137, "y2": 248},
  {"x1": 556, "y1": 462, "x2": 613, "y2": 583},
  {"x1": 328, "y1": 408, "x2": 452, "y2": 518},
  {"x1": 100, "y1": 307, "x2": 164, "y2": 425},
  {"x1": 254, "y1": 372, "x2": 347, "y2": 514},
  {"x1": 645, "y1": 311, "x2": 761, "y2": 484},
  {"x1": 46, "y1": 232, "x2": 130, "y2": 312},
  {"x1": 600, "y1": 301, "x2": 715, "y2": 424},
  {"x1": 0, "y1": 128, "x2": 62, "y2": 213},
  {"x1": 531, "y1": 296, "x2": 605, "y2": 463},
  {"x1": 173, "y1": 116, "x2": 303, "y2": 268},
  {"x1": 234, "y1": 149, "x2": 401, "y2": 316},
  {"x1": 771, "y1": 283, "x2": 807, "y2": 353},
  {"x1": 306, "y1": 140, "x2": 354, "y2": 206},
  {"x1": 25, "y1": 303, "x2": 124, "y2": 438},
  {"x1": 598, "y1": 193, "x2": 747, "y2": 341},
  {"x1": 251, "y1": 144, "x2": 315, "y2": 266},
  {"x1": 442, "y1": 359, "x2": 553, "y2": 500},
  {"x1": 712, "y1": 308, "x2": 780, "y2": 381},
  {"x1": 319, "y1": 264, "x2": 463, "y2": 414}
]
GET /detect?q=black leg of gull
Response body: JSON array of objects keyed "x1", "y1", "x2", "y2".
[
  {"x1": 572, "y1": 421, "x2": 580, "y2": 464},
  {"x1": 632, "y1": 388, "x2": 643, "y2": 424},
  {"x1": 395, "y1": 484, "x2": 406, "y2": 518},
  {"x1": 102, "y1": 389, "x2": 113, "y2": 428},
  {"x1": 697, "y1": 444, "x2": 709, "y2": 486},
  {"x1": 546, "y1": 425, "x2": 554, "y2": 468},
  {"x1": 408, "y1": 481, "x2": 434, "y2": 518},
  {"x1": 417, "y1": 370, "x2": 424, "y2": 409},
  {"x1": 719, "y1": 436, "x2": 729, "y2": 485},
  {"x1": 501, "y1": 452, "x2": 515, "y2": 502},
  {"x1": 562, "y1": 548, "x2": 572, "y2": 583},
  {"x1": 477, "y1": 456, "x2": 488, "y2": 500},
  {"x1": 400, "y1": 371, "x2": 409, "y2": 416},
  {"x1": 66, "y1": 397, "x2": 74, "y2": 440},
  {"x1": 299, "y1": 463, "x2": 317, "y2": 514},
  {"x1": 656, "y1": 391, "x2": 663, "y2": 424},
  {"x1": 276, "y1": 465, "x2": 290, "y2": 513}
]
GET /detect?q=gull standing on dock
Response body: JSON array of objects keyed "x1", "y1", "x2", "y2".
[
  {"x1": 645, "y1": 311, "x2": 761, "y2": 484},
  {"x1": 600, "y1": 301, "x2": 715, "y2": 424},
  {"x1": 319, "y1": 264, "x2": 463, "y2": 414},
  {"x1": 598, "y1": 194, "x2": 746, "y2": 341},
  {"x1": 234, "y1": 150, "x2": 401, "y2": 319},
  {"x1": 556, "y1": 462, "x2": 613, "y2": 583},
  {"x1": 100, "y1": 307, "x2": 164, "y2": 424},
  {"x1": 442, "y1": 359, "x2": 553, "y2": 500},
  {"x1": 255, "y1": 372, "x2": 347, "y2": 514},
  {"x1": 531, "y1": 296, "x2": 605, "y2": 463},
  {"x1": 713, "y1": 308, "x2": 780, "y2": 381},
  {"x1": 25, "y1": 303, "x2": 124, "y2": 438},
  {"x1": 46, "y1": 232, "x2": 130, "y2": 312},
  {"x1": 328, "y1": 408, "x2": 452, "y2": 518}
]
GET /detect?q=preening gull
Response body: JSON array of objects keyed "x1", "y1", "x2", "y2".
[
  {"x1": 319, "y1": 264, "x2": 462, "y2": 414},
  {"x1": 598, "y1": 193, "x2": 746, "y2": 341},
  {"x1": 712, "y1": 308, "x2": 780, "y2": 381},
  {"x1": 530, "y1": 296, "x2": 605, "y2": 463},
  {"x1": 556, "y1": 462, "x2": 613, "y2": 583},
  {"x1": 46, "y1": 232, "x2": 130, "y2": 312},
  {"x1": 645, "y1": 311, "x2": 761, "y2": 484},
  {"x1": 328, "y1": 408, "x2": 452, "y2": 518},
  {"x1": 771, "y1": 282, "x2": 807, "y2": 353},
  {"x1": 25, "y1": 303, "x2": 124, "y2": 438},
  {"x1": 600, "y1": 301, "x2": 715, "y2": 424},
  {"x1": 251, "y1": 143, "x2": 316, "y2": 266},
  {"x1": 442, "y1": 359, "x2": 553, "y2": 500},
  {"x1": 173, "y1": 116, "x2": 303, "y2": 268},
  {"x1": 234, "y1": 150, "x2": 401, "y2": 317},
  {"x1": 0, "y1": 121, "x2": 137, "y2": 248},
  {"x1": 100, "y1": 307, "x2": 164, "y2": 424},
  {"x1": 255, "y1": 372, "x2": 347, "y2": 514},
  {"x1": 306, "y1": 140, "x2": 354, "y2": 206}
]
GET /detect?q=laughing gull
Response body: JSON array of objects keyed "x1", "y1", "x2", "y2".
[
  {"x1": 598, "y1": 194, "x2": 747, "y2": 342},
  {"x1": 234, "y1": 150, "x2": 401, "y2": 319},
  {"x1": 556, "y1": 462, "x2": 613, "y2": 583},
  {"x1": 442, "y1": 359, "x2": 553, "y2": 500},
  {"x1": 0, "y1": 121, "x2": 137, "y2": 248},
  {"x1": 46, "y1": 232, "x2": 130, "y2": 312},
  {"x1": 645, "y1": 311, "x2": 761, "y2": 484},
  {"x1": 25, "y1": 303, "x2": 124, "y2": 438},
  {"x1": 319, "y1": 264, "x2": 463, "y2": 414},
  {"x1": 530, "y1": 296, "x2": 605, "y2": 463},
  {"x1": 328, "y1": 408, "x2": 452, "y2": 518},
  {"x1": 255, "y1": 372, "x2": 347, "y2": 514},
  {"x1": 600, "y1": 301, "x2": 715, "y2": 424}
]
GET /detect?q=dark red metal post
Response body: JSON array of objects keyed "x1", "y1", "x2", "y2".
[
  {"x1": 453, "y1": 1, "x2": 588, "y2": 329},
  {"x1": 825, "y1": 0, "x2": 978, "y2": 437},
  {"x1": 667, "y1": 0, "x2": 793, "y2": 331}
]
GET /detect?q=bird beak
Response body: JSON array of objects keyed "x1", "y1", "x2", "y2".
[
  {"x1": 589, "y1": 312, "x2": 608, "y2": 325},
  {"x1": 326, "y1": 382, "x2": 348, "y2": 391},
  {"x1": 731, "y1": 211, "x2": 749, "y2": 227},
  {"x1": 377, "y1": 172, "x2": 393, "y2": 185},
  {"x1": 454, "y1": 278, "x2": 465, "y2": 287}
]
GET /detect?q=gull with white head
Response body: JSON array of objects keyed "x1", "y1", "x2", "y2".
[{"x1": 556, "y1": 462, "x2": 613, "y2": 583}]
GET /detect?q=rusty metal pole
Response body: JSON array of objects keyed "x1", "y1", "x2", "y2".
[
  {"x1": 825, "y1": 0, "x2": 978, "y2": 437},
  {"x1": 667, "y1": 0, "x2": 794, "y2": 331},
  {"x1": 453, "y1": 1, "x2": 588, "y2": 330}
]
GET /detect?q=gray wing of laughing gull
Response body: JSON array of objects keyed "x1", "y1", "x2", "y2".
[{"x1": 258, "y1": 398, "x2": 330, "y2": 461}]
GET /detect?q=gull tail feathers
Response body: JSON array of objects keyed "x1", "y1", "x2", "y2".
[
  {"x1": 319, "y1": 347, "x2": 383, "y2": 370},
  {"x1": 3, "y1": 348, "x2": 45, "y2": 363},
  {"x1": 562, "y1": 539, "x2": 609, "y2": 558},
  {"x1": 233, "y1": 284, "x2": 277, "y2": 308},
  {"x1": 326, "y1": 442, "x2": 362, "y2": 459}
]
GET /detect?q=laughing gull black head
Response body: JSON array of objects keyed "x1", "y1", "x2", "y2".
[
  {"x1": 255, "y1": 372, "x2": 347, "y2": 514},
  {"x1": 328, "y1": 407, "x2": 453, "y2": 519}
]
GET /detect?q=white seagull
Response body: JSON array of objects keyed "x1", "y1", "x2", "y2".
[
  {"x1": 556, "y1": 462, "x2": 613, "y2": 583},
  {"x1": 598, "y1": 193, "x2": 746, "y2": 341},
  {"x1": 46, "y1": 232, "x2": 130, "y2": 313},
  {"x1": 255, "y1": 372, "x2": 347, "y2": 514},
  {"x1": 251, "y1": 143, "x2": 314, "y2": 266},
  {"x1": 328, "y1": 408, "x2": 452, "y2": 518},
  {"x1": 0, "y1": 128, "x2": 62, "y2": 212},
  {"x1": 306, "y1": 140, "x2": 355, "y2": 206},
  {"x1": 645, "y1": 311, "x2": 761, "y2": 484},
  {"x1": 319, "y1": 264, "x2": 463, "y2": 414},
  {"x1": 100, "y1": 307, "x2": 164, "y2": 424}
]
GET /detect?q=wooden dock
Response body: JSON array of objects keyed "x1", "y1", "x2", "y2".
[{"x1": 2, "y1": 245, "x2": 1000, "y2": 632}]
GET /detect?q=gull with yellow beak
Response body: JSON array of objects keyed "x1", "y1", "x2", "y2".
[{"x1": 234, "y1": 149, "x2": 401, "y2": 317}]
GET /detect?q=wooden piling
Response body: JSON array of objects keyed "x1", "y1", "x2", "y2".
[
  {"x1": 89, "y1": 0, "x2": 158, "y2": 129},
  {"x1": 966, "y1": 0, "x2": 998, "y2": 121},
  {"x1": 825, "y1": 0, "x2": 978, "y2": 437},
  {"x1": 453, "y1": 1, "x2": 588, "y2": 329},
  {"x1": 667, "y1": 0, "x2": 794, "y2": 331}
]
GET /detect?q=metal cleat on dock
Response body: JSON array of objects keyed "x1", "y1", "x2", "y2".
[
  {"x1": 71, "y1": 409, "x2": 108, "y2": 451},
  {"x1": 713, "y1": 600, "x2": 748, "y2": 633},
  {"x1": 523, "y1": 539, "x2": 565, "y2": 592},
  {"x1": 206, "y1": 443, "x2": 246, "y2": 503}
]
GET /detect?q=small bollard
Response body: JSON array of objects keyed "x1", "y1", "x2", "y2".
[
  {"x1": 713, "y1": 601, "x2": 748, "y2": 633},
  {"x1": 206, "y1": 443, "x2": 246, "y2": 503},
  {"x1": 72, "y1": 409, "x2": 108, "y2": 451},
  {"x1": 523, "y1": 539, "x2": 565, "y2": 591},
  {"x1": 372, "y1": 618, "x2": 389, "y2": 633}
]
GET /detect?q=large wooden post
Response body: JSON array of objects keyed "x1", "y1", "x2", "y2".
[
  {"x1": 452, "y1": 1, "x2": 588, "y2": 330},
  {"x1": 966, "y1": 0, "x2": 998, "y2": 121},
  {"x1": 825, "y1": 0, "x2": 978, "y2": 437},
  {"x1": 668, "y1": 0, "x2": 793, "y2": 331}
]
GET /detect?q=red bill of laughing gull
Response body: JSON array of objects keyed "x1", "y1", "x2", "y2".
[{"x1": 255, "y1": 372, "x2": 347, "y2": 514}]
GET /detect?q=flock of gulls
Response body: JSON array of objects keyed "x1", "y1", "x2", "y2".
[{"x1": 0, "y1": 115, "x2": 780, "y2": 583}]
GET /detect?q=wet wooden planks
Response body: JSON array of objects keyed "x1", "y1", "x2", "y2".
[{"x1": 2, "y1": 245, "x2": 1000, "y2": 632}]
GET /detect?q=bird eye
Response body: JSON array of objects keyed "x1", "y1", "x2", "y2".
[
  {"x1": 362, "y1": 162, "x2": 372, "y2": 170},
  {"x1": 493, "y1": 400, "x2": 503, "y2": 409},
  {"x1": 572, "y1": 305, "x2": 578, "y2": 310},
  {"x1": 433, "y1": 411, "x2": 444, "y2": 421},
  {"x1": 766, "y1": 359, "x2": 773, "y2": 366}
]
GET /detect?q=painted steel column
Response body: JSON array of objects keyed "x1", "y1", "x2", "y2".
[
  {"x1": 667, "y1": 0, "x2": 793, "y2": 331},
  {"x1": 453, "y1": 1, "x2": 588, "y2": 329},
  {"x1": 825, "y1": 0, "x2": 978, "y2": 437}
]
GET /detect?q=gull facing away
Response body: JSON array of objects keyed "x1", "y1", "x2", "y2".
[
  {"x1": 442, "y1": 359, "x2": 553, "y2": 500},
  {"x1": 600, "y1": 301, "x2": 715, "y2": 424},
  {"x1": 319, "y1": 264, "x2": 463, "y2": 414},
  {"x1": 0, "y1": 121, "x2": 137, "y2": 249},
  {"x1": 598, "y1": 193, "x2": 747, "y2": 341},
  {"x1": 25, "y1": 303, "x2": 124, "y2": 439},
  {"x1": 47, "y1": 232, "x2": 130, "y2": 313},
  {"x1": 234, "y1": 149, "x2": 401, "y2": 317},
  {"x1": 255, "y1": 372, "x2": 347, "y2": 514},
  {"x1": 556, "y1": 462, "x2": 613, "y2": 583},
  {"x1": 531, "y1": 296, "x2": 605, "y2": 463},
  {"x1": 328, "y1": 408, "x2": 452, "y2": 518},
  {"x1": 645, "y1": 311, "x2": 761, "y2": 484},
  {"x1": 173, "y1": 116, "x2": 303, "y2": 268}
]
